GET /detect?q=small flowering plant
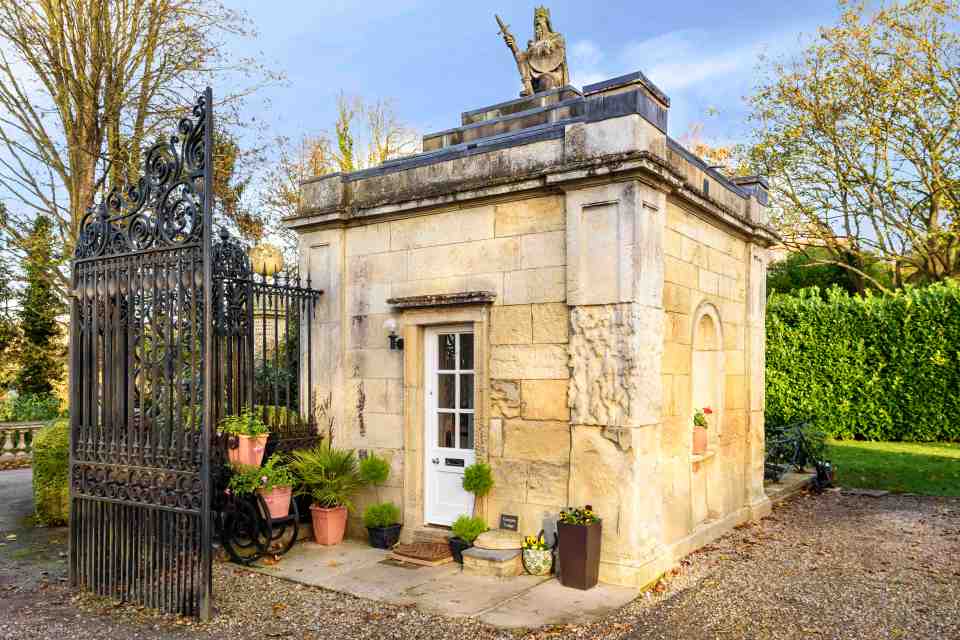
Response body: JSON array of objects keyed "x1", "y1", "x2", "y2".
[
  {"x1": 559, "y1": 505, "x2": 599, "y2": 526},
  {"x1": 522, "y1": 533, "x2": 549, "y2": 551},
  {"x1": 693, "y1": 406, "x2": 713, "y2": 428},
  {"x1": 226, "y1": 454, "x2": 295, "y2": 496}
]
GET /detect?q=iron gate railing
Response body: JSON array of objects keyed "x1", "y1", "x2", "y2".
[{"x1": 68, "y1": 90, "x2": 324, "y2": 619}]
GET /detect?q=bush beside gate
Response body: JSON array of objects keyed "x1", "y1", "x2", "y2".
[
  {"x1": 32, "y1": 418, "x2": 70, "y2": 525},
  {"x1": 766, "y1": 282, "x2": 960, "y2": 442}
]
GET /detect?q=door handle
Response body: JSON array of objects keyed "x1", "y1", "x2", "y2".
[{"x1": 431, "y1": 457, "x2": 440, "y2": 465}]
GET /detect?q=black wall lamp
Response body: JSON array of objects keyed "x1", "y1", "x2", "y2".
[{"x1": 383, "y1": 318, "x2": 404, "y2": 351}]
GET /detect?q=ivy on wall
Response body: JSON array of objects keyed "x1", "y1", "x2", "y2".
[{"x1": 766, "y1": 283, "x2": 960, "y2": 442}]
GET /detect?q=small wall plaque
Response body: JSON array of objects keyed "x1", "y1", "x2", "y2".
[{"x1": 499, "y1": 514, "x2": 518, "y2": 531}]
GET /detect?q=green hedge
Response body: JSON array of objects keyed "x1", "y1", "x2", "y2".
[
  {"x1": 32, "y1": 418, "x2": 70, "y2": 525},
  {"x1": 766, "y1": 283, "x2": 960, "y2": 442}
]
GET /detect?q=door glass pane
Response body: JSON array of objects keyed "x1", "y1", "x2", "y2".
[
  {"x1": 459, "y1": 374, "x2": 474, "y2": 409},
  {"x1": 458, "y1": 413, "x2": 474, "y2": 450},
  {"x1": 438, "y1": 413, "x2": 456, "y2": 448},
  {"x1": 459, "y1": 333, "x2": 474, "y2": 370},
  {"x1": 438, "y1": 334, "x2": 456, "y2": 370},
  {"x1": 438, "y1": 374, "x2": 455, "y2": 408}
]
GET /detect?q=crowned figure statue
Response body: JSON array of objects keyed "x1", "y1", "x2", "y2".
[{"x1": 496, "y1": 7, "x2": 570, "y2": 97}]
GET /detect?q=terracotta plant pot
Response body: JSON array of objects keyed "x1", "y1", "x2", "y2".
[
  {"x1": 258, "y1": 485, "x2": 292, "y2": 519},
  {"x1": 228, "y1": 434, "x2": 268, "y2": 467},
  {"x1": 557, "y1": 520, "x2": 602, "y2": 590},
  {"x1": 692, "y1": 426, "x2": 708, "y2": 455},
  {"x1": 309, "y1": 504, "x2": 348, "y2": 545},
  {"x1": 367, "y1": 524, "x2": 402, "y2": 549},
  {"x1": 448, "y1": 537, "x2": 471, "y2": 564}
]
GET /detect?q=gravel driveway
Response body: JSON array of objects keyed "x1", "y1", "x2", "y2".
[{"x1": 1, "y1": 490, "x2": 957, "y2": 640}]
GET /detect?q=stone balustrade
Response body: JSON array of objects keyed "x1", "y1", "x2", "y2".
[{"x1": 0, "y1": 421, "x2": 46, "y2": 469}]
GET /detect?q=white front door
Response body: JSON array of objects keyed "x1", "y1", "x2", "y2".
[{"x1": 424, "y1": 326, "x2": 477, "y2": 526}]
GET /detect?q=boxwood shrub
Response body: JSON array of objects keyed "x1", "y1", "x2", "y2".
[
  {"x1": 766, "y1": 283, "x2": 960, "y2": 442},
  {"x1": 32, "y1": 418, "x2": 70, "y2": 525}
]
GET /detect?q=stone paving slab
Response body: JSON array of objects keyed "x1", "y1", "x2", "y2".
[
  {"x1": 478, "y1": 579, "x2": 639, "y2": 628},
  {"x1": 246, "y1": 538, "x2": 633, "y2": 627}
]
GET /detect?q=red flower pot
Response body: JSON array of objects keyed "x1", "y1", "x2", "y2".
[
  {"x1": 309, "y1": 505, "x2": 348, "y2": 545},
  {"x1": 692, "y1": 427, "x2": 708, "y2": 456},
  {"x1": 228, "y1": 434, "x2": 268, "y2": 467},
  {"x1": 258, "y1": 485, "x2": 292, "y2": 519}
]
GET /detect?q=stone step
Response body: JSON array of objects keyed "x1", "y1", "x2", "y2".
[
  {"x1": 462, "y1": 547, "x2": 523, "y2": 577},
  {"x1": 412, "y1": 527, "x2": 452, "y2": 545}
]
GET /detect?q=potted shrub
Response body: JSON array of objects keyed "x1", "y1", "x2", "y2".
[
  {"x1": 359, "y1": 453, "x2": 402, "y2": 548},
  {"x1": 557, "y1": 505, "x2": 601, "y2": 590},
  {"x1": 221, "y1": 409, "x2": 270, "y2": 467},
  {"x1": 363, "y1": 502, "x2": 402, "y2": 549},
  {"x1": 462, "y1": 462, "x2": 494, "y2": 516},
  {"x1": 692, "y1": 406, "x2": 712, "y2": 456},
  {"x1": 449, "y1": 514, "x2": 487, "y2": 564},
  {"x1": 227, "y1": 454, "x2": 296, "y2": 519},
  {"x1": 522, "y1": 532, "x2": 553, "y2": 576},
  {"x1": 289, "y1": 443, "x2": 363, "y2": 545}
]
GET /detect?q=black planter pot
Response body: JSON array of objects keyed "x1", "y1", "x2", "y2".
[
  {"x1": 557, "y1": 520, "x2": 602, "y2": 590},
  {"x1": 448, "y1": 536, "x2": 471, "y2": 564},
  {"x1": 367, "y1": 524, "x2": 402, "y2": 549}
]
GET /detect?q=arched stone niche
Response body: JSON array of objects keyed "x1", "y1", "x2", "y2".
[
  {"x1": 689, "y1": 302, "x2": 725, "y2": 526},
  {"x1": 690, "y1": 302, "x2": 724, "y2": 441}
]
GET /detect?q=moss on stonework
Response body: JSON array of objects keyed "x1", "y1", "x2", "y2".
[{"x1": 32, "y1": 418, "x2": 69, "y2": 526}]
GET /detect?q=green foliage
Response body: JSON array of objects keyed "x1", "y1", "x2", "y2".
[
  {"x1": 227, "y1": 454, "x2": 295, "y2": 496},
  {"x1": 825, "y1": 440, "x2": 960, "y2": 496},
  {"x1": 559, "y1": 505, "x2": 599, "y2": 526},
  {"x1": 767, "y1": 248, "x2": 892, "y2": 298},
  {"x1": 462, "y1": 462, "x2": 494, "y2": 497},
  {"x1": 219, "y1": 408, "x2": 269, "y2": 437},
  {"x1": 0, "y1": 392, "x2": 62, "y2": 422},
  {"x1": 288, "y1": 442, "x2": 364, "y2": 510},
  {"x1": 359, "y1": 453, "x2": 390, "y2": 486},
  {"x1": 451, "y1": 515, "x2": 487, "y2": 544},
  {"x1": 766, "y1": 283, "x2": 960, "y2": 442},
  {"x1": 692, "y1": 407, "x2": 713, "y2": 428},
  {"x1": 16, "y1": 216, "x2": 64, "y2": 395},
  {"x1": 32, "y1": 418, "x2": 69, "y2": 526},
  {"x1": 363, "y1": 501, "x2": 401, "y2": 528}
]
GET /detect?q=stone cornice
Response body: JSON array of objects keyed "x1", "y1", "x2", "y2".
[{"x1": 387, "y1": 291, "x2": 497, "y2": 309}]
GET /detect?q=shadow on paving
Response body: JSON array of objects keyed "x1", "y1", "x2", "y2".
[{"x1": 1, "y1": 486, "x2": 958, "y2": 640}]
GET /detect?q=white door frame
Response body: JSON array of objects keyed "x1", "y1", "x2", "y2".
[{"x1": 423, "y1": 324, "x2": 476, "y2": 526}]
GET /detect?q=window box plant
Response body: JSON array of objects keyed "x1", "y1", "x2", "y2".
[
  {"x1": 521, "y1": 532, "x2": 553, "y2": 576},
  {"x1": 289, "y1": 443, "x2": 363, "y2": 545},
  {"x1": 363, "y1": 502, "x2": 402, "y2": 549},
  {"x1": 221, "y1": 409, "x2": 270, "y2": 467},
  {"x1": 449, "y1": 515, "x2": 487, "y2": 564},
  {"x1": 227, "y1": 454, "x2": 296, "y2": 519},
  {"x1": 692, "y1": 407, "x2": 712, "y2": 456},
  {"x1": 557, "y1": 506, "x2": 601, "y2": 590}
]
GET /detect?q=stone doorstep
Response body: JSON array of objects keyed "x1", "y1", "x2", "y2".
[{"x1": 462, "y1": 547, "x2": 523, "y2": 578}]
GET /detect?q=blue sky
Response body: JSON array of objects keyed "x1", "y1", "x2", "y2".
[{"x1": 227, "y1": 0, "x2": 844, "y2": 149}]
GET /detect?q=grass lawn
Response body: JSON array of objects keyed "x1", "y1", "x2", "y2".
[{"x1": 825, "y1": 440, "x2": 960, "y2": 496}]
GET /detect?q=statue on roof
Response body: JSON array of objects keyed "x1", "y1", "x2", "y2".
[{"x1": 496, "y1": 7, "x2": 569, "y2": 97}]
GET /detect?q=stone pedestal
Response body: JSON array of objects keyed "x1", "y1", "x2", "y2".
[{"x1": 462, "y1": 547, "x2": 523, "y2": 577}]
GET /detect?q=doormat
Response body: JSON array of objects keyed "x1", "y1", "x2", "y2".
[{"x1": 388, "y1": 542, "x2": 453, "y2": 567}]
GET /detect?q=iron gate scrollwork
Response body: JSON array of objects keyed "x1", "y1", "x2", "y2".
[{"x1": 69, "y1": 90, "x2": 215, "y2": 618}]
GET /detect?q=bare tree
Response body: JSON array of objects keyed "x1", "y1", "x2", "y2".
[
  {"x1": 0, "y1": 0, "x2": 279, "y2": 291},
  {"x1": 746, "y1": 0, "x2": 960, "y2": 292}
]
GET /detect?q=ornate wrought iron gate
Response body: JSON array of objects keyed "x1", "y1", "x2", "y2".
[{"x1": 69, "y1": 90, "x2": 216, "y2": 618}]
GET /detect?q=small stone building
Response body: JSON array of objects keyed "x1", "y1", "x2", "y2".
[{"x1": 285, "y1": 71, "x2": 776, "y2": 587}]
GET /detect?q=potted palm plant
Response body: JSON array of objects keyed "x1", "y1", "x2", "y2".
[
  {"x1": 359, "y1": 453, "x2": 402, "y2": 548},
  {"x1": 692, "y1": 406, "x2": 712, "y2": 455},
  {"x1": 449, "y1": 515, "x2": 487, "y2": 564},
  {"x1": 289, "y1": 443, "x2": 363, "y2": 545},
  {"x1": 221, "y1": 409, "x2": 270, "y2": 467},
  {"x1": 227, "y1": 454, "x2": 296, "y2": 519},
  {"x1": 557, "y1": 505, "x2": 601, "y2": 590}
]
